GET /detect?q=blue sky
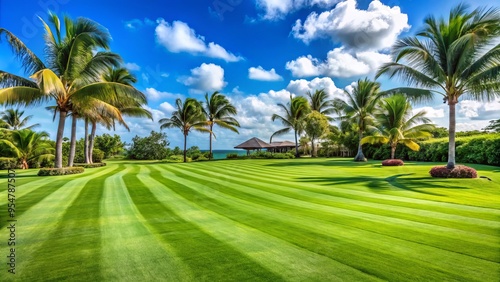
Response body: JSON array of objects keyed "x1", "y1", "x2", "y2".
[{"x1": 1, "y1": 0, "x2": 499, "y2": 150}]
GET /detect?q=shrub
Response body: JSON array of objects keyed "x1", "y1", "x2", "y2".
[
  {"x1": 37, "y1": 167, "x2": 85, "y2": 176},
  {"x1": 429, "y1": 165, "x2": 478, "y2": 178},
  {"x1": 382, "y1": 159, "x2": 404, "y2": 166},
  {"x1": 0, "y1": 158, "x2": 18, "y2": 170},
  {"x1": 168, "y1": 155, "x2": 185, "y2": 162},
  {"x1": 226, "y1": 153, "x2": 240, "y2": 159},
  {"x1": 92, "y1": 148, "x2": 105, "y2": 163},
  {"x1": 74, "y1": 163, "x2": 107, "y2": 168}
]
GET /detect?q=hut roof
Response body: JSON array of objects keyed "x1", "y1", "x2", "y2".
[
  {"x1": 234, "y1": 137, "x2": 273, "y2": 149},
  {"x1": 270, "y1": 141, "x2": 295, "y2": 147}
]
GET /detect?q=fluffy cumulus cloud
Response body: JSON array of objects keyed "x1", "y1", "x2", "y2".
[
  {"x1": 256, "y1": 0, "x2": 340, "y2": 20},
  {"x1": 124, "y1": 62, "x2": 141, "y2": 71},
  {"x1": 159, "y1": 102, "x2": 176, "y2": 115},
  {"x1": 248, "y1": 66, "x2": 283, "y2": 81},
  {"x1": 292, "y1": 0, "x2": 409, "y2": 49},
  {"x1": 286, "y1": 77, "x2": 343, "y2": 98},
  {"x1": 155, "y1": 20, "x2": 242, "y2": 62},
  {"x1": 179, "y1": 63, "x2": 227, "y2": 93},
  {"x1": 286, "y1": 47, "x2": 391, "y2": 78},
  {"x1": 144, "y1": 88, "x2": 183, "y2": 101},
  {"x1": 459, "y1": 99, "x2": 500, "y2": 120},
  {"x1": 412, "y1": 106, "x2": 445, "y2": 118}
]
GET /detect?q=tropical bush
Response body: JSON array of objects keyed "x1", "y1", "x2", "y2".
[
  {"x1": 226, "y1": 153, "x2": 240, "y2": 159},
  {"x1": 382, "y1": 159, "x2": 404, "y2": 166},
  {"x1": 0, "y1": 157, "x2": 19, "y2": 170},
  {"x1": 429, "y1": 166, "x2": 477, "y2": 178},
  {"x1": 127, "y1": 131, "x2": 169, "y2": 160},
  {"x1": 74, "y1": 163, "x2": 107, "y2": 168},
  {"x1": 37, "y1": 167, "x2": 85, "y2": 176}
]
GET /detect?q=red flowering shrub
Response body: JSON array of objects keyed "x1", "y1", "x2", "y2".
[
  {"x1": 429, "y1": 165, "x2": 478, "y2": 178},
  {"x1": 382, "y1": 159, "x2": 404, "y2": 166}
]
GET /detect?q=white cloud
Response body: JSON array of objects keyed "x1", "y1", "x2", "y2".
[
  {"x1": 124, "y1": 18, "x2": 155, "y2": 30},
  {"x1": 256, "y1": 0, "x2": 340, "y2": 20},
  {"x1": 413, "y1": 106, "x2": 445, "y2": 118},
  {"x1": 179, "y1": 63, "x2": 227, "y2": 93},
  {"x1": 286, "y1": 47, "x2": 391, "y2": 78},
  {"x1": 124, "y1": 62, "x2": 141, "y2": 71},
  {"x1": 155, "y1": 20, "x2": 242, "y2": 62},
  {"x1": 248, "y1": 66, "x2": 283, "y2": 81},
  {"x1": 159, "y1": 102, "x2": 176, "y2": 115},
  {"x1": 459, "y1": 99, "x2": 500, "y2": 120},
  {"x1": 286, "y1": 77, "x2": 343, "y2": 98},
  {"x1": 292, "y1": 0, "x2": 409, "y2": 50},
  {"x1": 144, "y1": 88, "x2": 182, "y2": 101}
]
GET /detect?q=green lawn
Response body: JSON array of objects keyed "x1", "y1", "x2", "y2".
[{"x1": 1, "y1": 158, "x2": 499, "y2": 281}]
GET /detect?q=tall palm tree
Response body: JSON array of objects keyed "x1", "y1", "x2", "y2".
[
  {"x1": 361, "y1": 94, "x2": 435, "y2": 159},
  {"x1": 0, "y1": 13, "x2": 142, "y2": 168},
  {"x1": 333, "y1": 78, "x2": 382, "y2": 161},
  {"x1": 1, "y1": 108, "x2": 39, "y2": 130},
  {"x1": 0, "y1": 129, "x2": 54, "y2": 169},
  {"x1": 271, "y1": 95, "x2": 310, "y2": 157},
  {"x1": 376, "y1": 4, "x2": 500, "y2": 169},
  {"x1": 202, "y1": 91, "x2": 240, "y2": 160},
  {"x1": 159, "y1": 98, "x2": 208, "y2": 162},
  {"x1": 306, "y1": 89, "x2": 335, "y2": 120}
]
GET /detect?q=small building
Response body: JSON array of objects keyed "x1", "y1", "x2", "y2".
[
  {"x1": 234, "y1": 137, "x2": 274, "y2": 156},
  {"x1": 269, "y1": 141, "x2": 295, "y2": 153}
]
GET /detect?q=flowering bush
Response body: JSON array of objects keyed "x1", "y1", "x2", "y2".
[
  {"x1": 382, "y1": 159, "x2": 404, "y2": 166},
  {"x1": 429, "y1": 165, "x2": 478, "y2": 178}
]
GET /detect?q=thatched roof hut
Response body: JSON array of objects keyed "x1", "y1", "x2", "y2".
[{"x1": 234, "y1": 137, "x2": 273, "y2": 155}]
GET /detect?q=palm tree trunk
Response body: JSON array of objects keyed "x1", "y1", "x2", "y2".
[
  {"x1": 311, "y1": 138, "x2": 316, "y2": 157},
  {"x1": 68, "y1": 114, "x2": 77, "y2": 167},
  {"x1": 294, "y1": 130, "x2": 299, "y2": 157},
  {"x1": 447, "y1": 102, "x2": 457, "y2": 169},
  {"x1": 209, "y1": 124, "x2": 213, "y2": 160},
  {"x1": 55, "y1": 111, "x2": 67, "y2": 168},
  {"x1": 183, "y1": 133, "x2": 187, "y2": 163},
  {"x1": 354, "y1": 130, "x2": 366, "y2": 161},
  {"x1": 89, "y1": 121, "x2": 97, "y2": 164},
  {"x1": 84, "y1": 118, "x2": 90, "y2": 164},
  {"x1": 391, "y1": 144, "x2": 396, "y2": 159}
]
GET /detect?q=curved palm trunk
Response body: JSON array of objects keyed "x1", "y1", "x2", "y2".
[
  {"x1": 68, "y1": 115, "x2": 77, "y2": 167},
  {"x1": 89, "y1": 121, "x2": 97, "y2": 164},
  {"x1": 354, "y1": 130, "x2": 366, "y2": 161},
  {"x1": 447, "y1": 102, "x2": 456, "y2": 169},
  {"x1": 55, "y1": 111, "x2": 67, "y2": 168},
  {"x1": 209, "y1": 124, "x2": 213, "y2": 160},
  {"x1": 294, "y1": 130, "x2": 299, "y2": 157},
  {"x1": 84, "y1": 118, "x2": 90, "y2": 164},
  {"x1": 183, "y1": 133, "x2": 187, "y2": 163}
]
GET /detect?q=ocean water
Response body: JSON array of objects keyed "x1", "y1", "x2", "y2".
[{"x1": 202, "y1": 150, "x2": 247, "y2": 160}]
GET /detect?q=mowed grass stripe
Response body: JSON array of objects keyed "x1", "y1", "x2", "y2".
[
  {"x1": 0, "y1": 165, "x2": 119, "y2": 281},
  {"x1": 100, "y1": 165, "x2": 193, "y2": 281},
  {"x1": 166, "y1": 164, "x2": 500, "y2": 260},
  {"x1": 142, "y1": 166, "x2": 381, "y2": 282},
  {"x1": 154, "y1": 164, "x2": 499, "y2": 281},
  {"x1": 184, "y1": 164, "x2": 500, "y2": 236},
  {"x1": 20, "y1": 165, "x2": 123, "y2": 281},
  {"x1": 124, "y1": 166, "x2": 285, "y2": 282},
  {"x1": 208, "y1": 160, "x2": 500, "y2": 218}
]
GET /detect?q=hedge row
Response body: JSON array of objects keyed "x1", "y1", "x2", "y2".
[
  {"x1": 0, "y1": 158, "x2": 19, "y2": 170},
  {"x1": 37, "y1": 167, "x2": 85, "y2": 176},
  {"x1": 73, "y1": 163, "x2": 107, "y2": 168},
  {"x1": 364, "y1": 134, "x2": 500, "y2": 166},
  {"x1": 226, "y1": 152, "x2": 295, "y2": 160}
]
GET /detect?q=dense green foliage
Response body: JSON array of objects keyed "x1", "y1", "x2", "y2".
[
  {"x1": 127, "y1": 131, "x2": 169, "y2": 160},
  {"x1": 94, "y1": 134, "x2": 125, "y2": 159},
  {"x1": 0, "y1": 159, "x2": 498, "y2": 281},
  {"x1": 364, "y1": 134, "x2": 500, "y2": 166}
]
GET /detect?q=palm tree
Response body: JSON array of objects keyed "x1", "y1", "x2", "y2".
[
  {"x1": 306, "y1": 89, "x2": 335, "y2": 120},
  {"x1": 0, "y1": 13, "x2": 142, "y2": 168},
  {"x1": 376, "y1": 4, "x2": 500, "y2": 168},
  {"x1": 0, "y1": 129, "x2": 54, "y2": 169},
  {"x1": 361, "y1": 94, "x2": 435, "y2": 159},
  {"x1": 159, "y1": 98, "x2": 208, "y2": 162},
  {"x1": 271, "y1": 95, "x2": 310, "y2": 157},
  {"x1": 333, "y1": 78, "x2": 382, "y2": 161},
  {"x1": 202, "y1": 91, "x2": 240, "y2": 160},
  {"x1": 1, "y1": 108, "x2": 40, "y2": 130}
]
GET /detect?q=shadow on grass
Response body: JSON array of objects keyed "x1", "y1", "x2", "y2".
[
  {"x1": 265, "y1": 159, "x2": 373, "y2": 167},
  {"x1": 298, "y1": 173, "x2": 469, "y2": 196}
]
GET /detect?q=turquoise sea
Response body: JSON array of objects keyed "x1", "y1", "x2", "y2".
[{"x1": 202, "y1": 150, "x2": 247, "y2": 160}]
